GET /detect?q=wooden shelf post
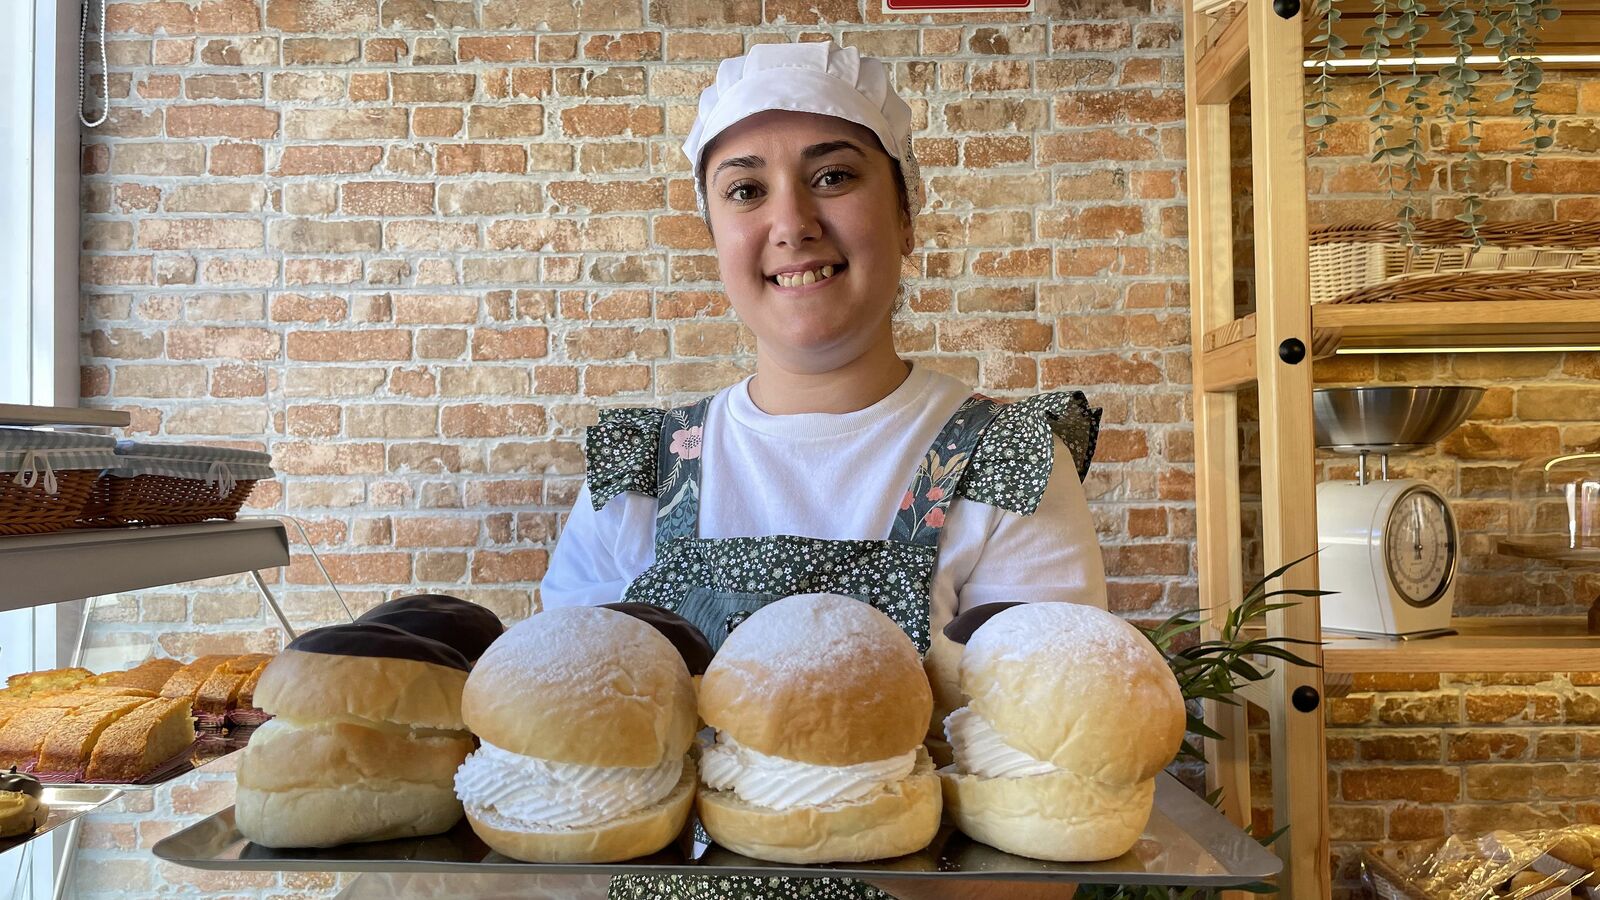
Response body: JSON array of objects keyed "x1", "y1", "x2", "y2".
[
  {"x1": 1183, "y1": 0, "x2": 1250, "y2": 837},
  {"x1": 1246, "y1": 0, "x2": 1331, "y2": 894},
  {"x1": 1186, "y1": 1, "x2": 1332, "y2": 898}
]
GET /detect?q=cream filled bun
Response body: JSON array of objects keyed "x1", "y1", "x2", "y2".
[
  {"x1": 696, "y1": 593, "x2": 940, "y2": 864},
  {"x1": 454, "y1": 606, "x2": 698, "y2": 863},
  {"x1": 236, "y1": 622, "x2": 475, "y2": 848},
  {"x1": 939, "y1": 602, "x2": 1185, "y2": 862}
]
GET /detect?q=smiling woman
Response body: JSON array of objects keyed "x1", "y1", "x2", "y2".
[
  {"x1": 700, "y1": 111, "x2": 915, "y2": 403},
  {"x1": 541, "y1": 38, "x2": 1107, "y2": 900}
]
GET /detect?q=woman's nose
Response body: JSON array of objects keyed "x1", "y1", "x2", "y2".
[{"x1": 766, "y1": 182, "x2": 821, "y2": 247}]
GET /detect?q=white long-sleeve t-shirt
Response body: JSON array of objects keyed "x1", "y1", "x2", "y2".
[{"x1": 540, "y1": 363, "x2": 1107, "y2": 636}]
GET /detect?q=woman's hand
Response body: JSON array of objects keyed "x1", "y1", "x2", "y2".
[{"x1": 864, "y1": 878, "x2": 1077, "y2": 900}]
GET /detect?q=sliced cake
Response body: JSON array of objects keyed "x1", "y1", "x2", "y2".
[
  {"x1": 158, "y1": 655, "x2": 234, "y2": 702},
  {"x1": 36, "y1": 697, "x2": 149, "y2": 777},
  {"x1": 222, "y1": 653, "x2": 271, "y2": 675},
  {"x1": 0, "y1": 707, "x2": 73, "y2": 769},
  {"x1": 84, "y1": 697, "x2": 195, "y2": 783},
  {"x1": 104, "y1": 658, "x2": 183, "y2": 694},
  {"x1": 193, "y1": 671, "x2": 247, "y2": 726},
  {"x1": 6, "y1": 668, "x2": 92, "y2": 698},
  {"x1": 72, "y1": 686, "x2": 157, "y2": 700}
]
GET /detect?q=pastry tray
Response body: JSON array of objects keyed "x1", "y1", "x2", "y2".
[
  {"x1": 0, "y1": 786, "x2": 124, "y2": 853},
  {"x1": 153, "y1": 773, "x2": 1281, "y2": 887}
]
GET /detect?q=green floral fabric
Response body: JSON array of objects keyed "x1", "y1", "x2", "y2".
[{"x1": 585, "y1": 390, "x2": 1101, "y2": 521}]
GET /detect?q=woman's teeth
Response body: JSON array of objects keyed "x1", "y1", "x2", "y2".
[{"x1": 772, "y1": 264, "x2": 839, "y2": 287}]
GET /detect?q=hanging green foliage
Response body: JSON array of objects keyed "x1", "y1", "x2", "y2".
[{"x1": 1303, "y1": 0, "x2": 1561, "y2": 248}]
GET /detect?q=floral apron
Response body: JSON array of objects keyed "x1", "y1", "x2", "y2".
[{"x1": 587, "y1": 389, "x2": 1100, "y2": 900}]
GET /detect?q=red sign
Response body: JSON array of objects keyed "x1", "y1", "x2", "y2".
[{"x1": 884, "y1": 0, "x2": 1033, "y2": 10}]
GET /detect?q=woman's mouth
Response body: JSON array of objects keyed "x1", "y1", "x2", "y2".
[{"x1": 768, "y1": 263, "x2": 846, "y2": 290}]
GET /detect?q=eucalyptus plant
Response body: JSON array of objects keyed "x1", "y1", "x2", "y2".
[
  {"x1": 1078, "y1": 555, "x2": 1325, "y2": 900},
  {"x1": 1304, "y1": 0, "x2": 1562, "y2": 248}
]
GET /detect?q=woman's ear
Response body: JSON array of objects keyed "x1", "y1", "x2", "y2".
[{"x1": 900, "y1": 212, "x2": 914, "y2": 256}]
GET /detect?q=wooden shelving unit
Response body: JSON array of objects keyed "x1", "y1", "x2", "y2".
[
  {"x1": 1322, "y1": 617, "x2": 1600, "y2": 675},
  {"x1": 1183, "y1": 4, "x2": 1600, "y2": 900}
]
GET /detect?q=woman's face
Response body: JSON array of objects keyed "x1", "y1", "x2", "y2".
[{"x1": 702, "y1": 110, "x2": 913, "y2": 373}]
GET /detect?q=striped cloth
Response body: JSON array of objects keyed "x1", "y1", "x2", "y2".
[
  {"x1": 107, "y1": 441, "x2": 276, "y2": 494},
  {"x1": 0, "y1": 427, "x2": 121, "y2": 495}
]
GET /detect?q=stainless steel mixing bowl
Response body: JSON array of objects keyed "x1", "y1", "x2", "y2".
[{"x1": 1312, "y1": 386, "x2": 1486, "y2": 453}]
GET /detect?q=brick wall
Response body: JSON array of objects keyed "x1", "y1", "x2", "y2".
[
  {"x1": 73, "y1": 0, "x2": 1191, "y2": 895},
  {"x1": 68, "y1": 1, "x2": 1600, "y2": 896}
]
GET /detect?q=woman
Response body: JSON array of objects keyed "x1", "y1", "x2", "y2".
[{"x1": 542, "y1": 39, "x2": 1105, "y2": 900}]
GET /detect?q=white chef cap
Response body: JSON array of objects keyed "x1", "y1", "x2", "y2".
[{"x1": 682, "y1": 40, "x2": 923, "y2": 227}]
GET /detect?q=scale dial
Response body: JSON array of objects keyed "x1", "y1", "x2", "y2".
[{"x1": 1383, "y1": 486, "x2": 1457, "y2": 608}]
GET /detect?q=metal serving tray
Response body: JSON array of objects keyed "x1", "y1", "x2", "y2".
[
  {"x1": 153, "y1": 774, "x2": 1281, "y2": 887},
  {"x1": 0, "y1": 787, "x2": 124, "y2": 854}
]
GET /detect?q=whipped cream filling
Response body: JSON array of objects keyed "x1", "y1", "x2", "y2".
[
  {"x1": 944, "y1": 706, "x2": 1059, "y2": 778},
  {"x1": 699, "y1": 731, "x2": 917, "y2": 810},
  {"x1": 453, "y1": 740, "x2": 682, "y2": 830}
]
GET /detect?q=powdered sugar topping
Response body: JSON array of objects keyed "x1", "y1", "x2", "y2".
[
  {"x1": 711, "y1": 593, "x2": 917, "y2": 682},
  {"x1": 962, "y1": 601, "x2": 1161, "y2": 683},
  {"x1": 470, "y1": 606, "x2": 678, "y2": 693}
]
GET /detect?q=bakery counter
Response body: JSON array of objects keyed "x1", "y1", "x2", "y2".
[
  {"x1": 0, "y1": 520, "x2": 289, "y2": 610},
  {"x1": 153, "y1": 772, "x2": 1280, "y2": 889}
]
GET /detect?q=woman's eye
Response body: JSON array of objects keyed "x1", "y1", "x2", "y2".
[{"x1": 723, "y1": 170, "x2": 852, "y2": 203}]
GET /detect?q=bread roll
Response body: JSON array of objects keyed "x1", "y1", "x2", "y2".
[
  {"x1": 696, "y1": 594, "x2": 939, "y2": 864},
  {"x1": 699, "y1": 593, "x2": 931, "y2": 767},
  {"x1": 235, "y1": 623, "x2": 473, "y2": 848},
  {"x1": 456, "y1": 606, "x2": 698, "y2": 863},
  {"x1": 463, "y1": 607, "x2": 695, "y2": 768},
  {"x1": 465, "y1": 759, "x2": 696, "y2": 864},
  {"x1": 356, "y1": 594, "x2": 505, "y2": 664},
  {"x1": 960, "y1": 603, "x2": 1183, "y2": 785},
  {"x1": 939, "y1": 602, "x2": 1185, "y2": 862},
  {"x1": 697, "y1": 748, "x2": 940, "y2": 864}
]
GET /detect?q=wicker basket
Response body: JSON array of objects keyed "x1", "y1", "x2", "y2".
[
  {"x1": 78, "y1": 441, "x2": 274, "y2": 528},
  {"x1": 1310, "y1": 219, "x2": 1600, "y2": 304},
  {"x1": 0, "y1": 428, "x2": 119, "y2": 536}
]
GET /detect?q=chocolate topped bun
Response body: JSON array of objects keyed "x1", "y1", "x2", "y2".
[
  {"x1": 942, "y1": 601, "x2": 1026, "y2": 644},
  {"x1": 357, "y1": 594, "x2": 504, "y2": 664},
  {"x1": 287, "y1": 622, "x2": 471, "y2": 672},
  {"x1": 599, "y1": 602, "x2": 713, "y2": 676},
  {"x1": 236, "y1": 621, "x2": 474, "y2": 848}
]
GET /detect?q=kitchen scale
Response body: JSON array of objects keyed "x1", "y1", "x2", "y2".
[{"x1": 1313, "y1": 386, "x2": 1486, "y2": 639}]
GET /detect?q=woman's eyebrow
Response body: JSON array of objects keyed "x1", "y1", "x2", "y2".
[{"x1": 710, "y1": 141, "x2": 866, "y2": 182}]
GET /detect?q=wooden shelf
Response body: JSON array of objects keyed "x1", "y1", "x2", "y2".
[
  {"x1": 0, "y1": 404, "x2": 129, "y2": 428},
  {"x1": 1321, "y1": 617, "x2": 1600, "y2": 674},
  {"x1": 1200, "y1": 300, "x2": 1600, "y2": 389},
  {"x1": 0, "y1": 521, "x2": 289, "y2": 611}
]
